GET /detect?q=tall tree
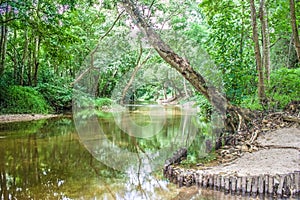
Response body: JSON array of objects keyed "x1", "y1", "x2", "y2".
[
  {"x1": 250, "y1": 0, "x2": 266, "y2": 104},
  {"x1": 259, "y1": 0, "x2": 271, "y2": 82},
  {"x1": 121, "y1": 0, "x2": 252, "y2": 132},
  {"x1": 289, "y1": 0, "x2": 300, "y2": 62}
]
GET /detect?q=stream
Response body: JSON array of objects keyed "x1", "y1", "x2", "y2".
[{"x1": 0, "y1": 105, "x2": 296, "y2": 199}]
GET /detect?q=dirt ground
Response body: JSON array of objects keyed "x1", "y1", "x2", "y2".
[
  {"x1": 0, "y1": 114, "x2": 60, "y2": 123},
  {"x1": 200, "y1": 127, "x2": 300, "y2": 177}
]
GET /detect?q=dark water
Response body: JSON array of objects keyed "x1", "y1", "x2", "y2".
[{"x1": 1, "y1": 105, "x2": 296, "y2": 200}]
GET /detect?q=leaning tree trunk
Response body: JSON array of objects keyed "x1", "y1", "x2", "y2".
[
  {"x1": 121, "y1": 0, "x2": 253, "y2": 133},
  {"x1": 289, "y1": 0, "x2": 300, "y2": 62}
]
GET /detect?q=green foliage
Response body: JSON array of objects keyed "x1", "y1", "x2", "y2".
[
  {"x1": 0, "y1": 86, "x2": 51, "y2": 114},
  {"x1": 241, "y1": 68, "x2": 300, "y2": 110},
  {"x1": 36, "y1": 83, "x2": 73, "y2": 113},
  {"x1": 95, "y1": 97, "x2": 112, "y2": 108},
  {"x1": 193, "y1": 93, "x2": 212, "y2": 121},
  {"x1": 267, "y1": 68, "x2": 300, "y2": 109}
]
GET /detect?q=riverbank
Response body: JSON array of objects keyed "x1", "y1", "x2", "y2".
[
  {"x1": 165, "y1": 127, "x2": 300, "y2": 199},
  {"x1": 0, "y1": 114, "x2": 61, "y2": 123}
]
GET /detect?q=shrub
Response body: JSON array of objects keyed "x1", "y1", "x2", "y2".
[
  {"x1": 0, "y1": 86, "x2": 51, "y2": 114},
  {"x1": 267, "y1": 68, "x2": 300, "y2": 109},
  {"x1": 36, "y1": 83, "x2": 73, "y2": 113}
]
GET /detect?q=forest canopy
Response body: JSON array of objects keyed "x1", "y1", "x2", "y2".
[{"x1": 0, "y1": 0, "x2": 299, "y2": 114}]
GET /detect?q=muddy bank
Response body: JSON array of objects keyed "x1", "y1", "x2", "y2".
[{"x1": 0, "y1": 114, "x2": 61, "y2": 123}]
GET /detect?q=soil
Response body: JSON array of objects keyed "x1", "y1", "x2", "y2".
[
  {"x1": 0, "y1": 114, "x2": 60, "y2": 123},
  {"x1": 203, "y1": 127, "x2": 300, "y2": 177}
]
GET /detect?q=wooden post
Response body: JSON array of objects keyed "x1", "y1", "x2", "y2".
[
  {"x1": 203, "y1": 174, "x2": 208, "y2": 188},
  {"x1": 209, "y1": 174, "x2": 214, "y2": 188},
  {"x1": 199, "y1": 173, "x2": 203, "y2": 188},
  {"x1": 214, "y1": 175, "x2": 218, "y2": 189},
  {"x1": 236, "y1": 176, "x2": 242, "y2": 194},
  {"x1": 195, "y1": 173, "x2": 200, "y2": 188},
  {"x1": 241, "y1": 176, "x2": 247, "y2": 194},
  {"x1": 224, "y1": 176, "x2": 230, "y2": 192},
  {"x1": 295, "y1": 171, "x2": 300, "y2": 194},
  {"x1": 252, "y1": 176, "x2": 258, "y2": 194},
  {"x1": 178, "y1": 174, "x2": 184, "y2": 188},
  {"x1": 258, "y1": 175, "x2": 264, "y2": 194},
  {"x1": 216, "y1": 175, "x2": 221, "y2": 190},
  {"x1": 264, "y1": 174, "x2": 269, "y2": 194},
  {"x1": 168, "y1": 166, "x2": 173, "y2": 182},
  {"x1": 221, "y1": 176, "x2": 225, "y2": 191},
  {"x1": 246, "y1": 177, "x2": 252, "y2": 193},
  {"x1": 284, "y1": 173, "x2": 292, "y2": 196},
  {"x1": 231, "y1": 176, "x2": 237, "y2": 194},
  {"x1": 277, "y1": 175, "x2": 285, "y2": 197},
  {"x1": 268, "y1": 175, "x2": 274, "y2": 194}
]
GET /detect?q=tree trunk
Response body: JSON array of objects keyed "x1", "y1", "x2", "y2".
[
  {"x1": 0, "y1": 19, "x2": 8, "y2": 76},
  {"x1": 33, "y1": 36, "x2": 40, "y2": 86},
  {"x1": 259, "y1": 0, "x2": 271, "y2": 82},
  {"x1": 21, "y1": 29, "x2": 29, "y2": 86},
  {"x1": 250, "y1": 0, "x2": 266, "y2": 104},
  {"x1": 120, "y1": 0, "x2": 253, "y2": 134},
  {"x1": 289, "y1": 0, "x2": 300, "y2": 62}
]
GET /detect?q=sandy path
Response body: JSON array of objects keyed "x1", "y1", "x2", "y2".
[
  {"x1": 201, "y1": 127, "x2": 300, "y2": 176},
  {"x1": 0, "y1": 114, "x2": 60, "y2": 123}
]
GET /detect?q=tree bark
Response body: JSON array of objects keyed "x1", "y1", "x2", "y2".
[
  {"x1": 33, "y1": 36, "x2": 40, "y2": 86},
  {"x1": 250, "y1": 0, "x2": 266, "y2": 104},
  {"x1": 259, "y1": 0, "x2": 271, "y2": 82},
  {"x1": 0, "y1": 5, "x2": 9, "y2": 76},
  {"x1": 289, "y1": 0, "x2": 300, "y2": 62}
]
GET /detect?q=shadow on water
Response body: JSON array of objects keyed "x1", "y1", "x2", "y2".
[{"x1": 0, "y1": 106, "x2": 298, "y2": 199}]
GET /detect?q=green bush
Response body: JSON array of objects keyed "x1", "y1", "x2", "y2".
[
  {"x1": 36, "y1": 83, "x2": 73, "y2": 112},
  {"x1": 241, "y1": 68, "x2": 300, "y2": 110},
  {"x1": 267, "y1": 68, "x2": 300, "y2": 109},
  {"x1": 0, "y1": 86, "x2": 52, "y2": 114}
]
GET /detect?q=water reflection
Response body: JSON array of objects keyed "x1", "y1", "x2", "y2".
[
  {"x1": 73, "y1": 104, "x2": 201, "y2": 173},
  {"x1": 0, "y1": 105, "x2": 214, "y2": 199}
]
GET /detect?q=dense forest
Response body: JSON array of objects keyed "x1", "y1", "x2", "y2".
[{"x1": 0, "y1": 0, "x2": 299, "y2": 116}]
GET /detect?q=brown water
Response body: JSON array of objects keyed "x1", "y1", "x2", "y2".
[{"x1": 0, "y1": 105, "x2": 296, "y2": 199}]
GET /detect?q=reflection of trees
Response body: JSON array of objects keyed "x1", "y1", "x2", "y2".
[{"x1": 0, "y1": 118, "x2": 120, "y2": 199}]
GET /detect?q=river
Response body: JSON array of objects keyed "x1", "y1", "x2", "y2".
[{"x1": 0, "y1": 105, "x2": 295, "y2": 199}]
